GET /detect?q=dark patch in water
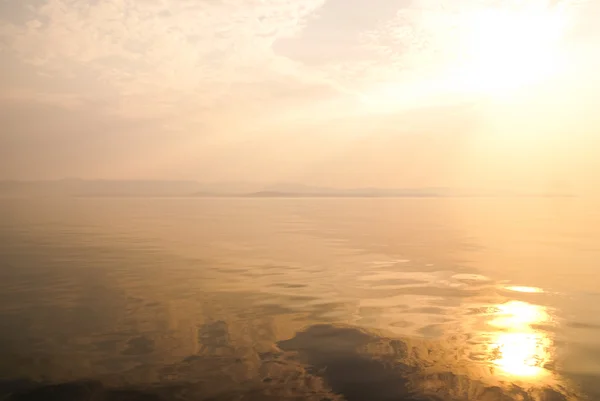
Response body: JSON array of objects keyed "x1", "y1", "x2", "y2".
[
  {"x1": 270, "y1": 283, "x2": 307, "y2": 289},
  {"x1": 215, "y1": 268, "x2": 248, "y2": 274},
  {"x1": 121, "y1": 336, "x2": 154, "y2": 356},
  {"x1": 370, "y1": 279, "x2": 429, "y2": 287},
  {"x1": 3, "y1": 380, "x2": 172, "y2": 401},
  {"x1": 289, "y1": 295, "x2": 318, "y2": 302},
  {"x1": 93, "y1": 339, "x2": 120, "y2": 353},
  {"x1": 566, "y1": 321, "x2": 600, "y2": 330},
  {"x1": 416, "y1": 324, "x2": 444, "y2": 337},
  {"x1": 410, "y1": 307, "x2": 447, "y2": 315}
]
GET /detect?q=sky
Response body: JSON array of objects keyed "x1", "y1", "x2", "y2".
[{"x1": 1, "y1": 0, "x2": 599, "y2": 194}]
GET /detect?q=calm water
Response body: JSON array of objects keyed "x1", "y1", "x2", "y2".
[{"x1": 1, "y1": 198, "x2": 600, "y2": 400}]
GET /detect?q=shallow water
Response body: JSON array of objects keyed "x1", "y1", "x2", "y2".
[{"x1": 1, "y1": 197, "x2": 599, "y2": 400}]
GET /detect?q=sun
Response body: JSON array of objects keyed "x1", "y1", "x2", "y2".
[{"x1": 454, "y1": 2, "x2": 570, "y2": 95}]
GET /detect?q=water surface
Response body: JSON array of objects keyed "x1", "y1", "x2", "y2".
[{"x1": 1, "y1": 198, "x2": 599, "y2": 400}]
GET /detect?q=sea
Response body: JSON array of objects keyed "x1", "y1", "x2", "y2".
[{"x1": 1, "y1": 197, "x2": 599, "y2": 400}]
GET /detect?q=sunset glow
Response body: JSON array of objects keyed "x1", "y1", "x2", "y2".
[{"x1": 455, "y1": 3, "x2": 570, "y2": 95}]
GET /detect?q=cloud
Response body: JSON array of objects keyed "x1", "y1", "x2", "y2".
[
  {"x1": 5, "y1": 0, "x2": 583, "y2": 125},
  {"x1": 0, "y1": 0, "x2": 329, "y2": 119}
]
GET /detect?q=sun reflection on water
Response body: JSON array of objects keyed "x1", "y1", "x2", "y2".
[
  {"x1": 505, "y1": 285, "x2": 544, "y2": 294},
  {"x1": 488, "y1": 300, "x2": 553, "y2": 378}
]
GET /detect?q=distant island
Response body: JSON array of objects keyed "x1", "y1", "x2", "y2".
[
  {"x1": 192, "y1": 184, "x2": 462, "y2": 198},
  {"x1": 213, "y1": 190, "x2": 446, "y2": 198},
  {"x1": 0, "y1": 179, "x2": 575, "y2": 198},
  {"x1": 193, "y1": 183, "x2": 575, "y2": 198}
]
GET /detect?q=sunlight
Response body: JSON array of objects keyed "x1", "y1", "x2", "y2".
[
  {"x1": 455, "y1": 2, "x2": 570, "y2": 95},
  {"x1": 488, "y1": 301, "x2": 553, "y2": 378},
  {"x1": 491, "y1": 301, "x2": 549, "y2": 328},
  {"x1": 506, "y1": 286, "x2": 544, "y2": 293},
  {"x1": 492, "y1": 332, "x2": 551, "y2": 377}
]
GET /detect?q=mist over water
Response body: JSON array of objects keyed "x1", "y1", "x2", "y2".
[{"x1": 1, "y1": 197, "x2": 599, "y2": 400}]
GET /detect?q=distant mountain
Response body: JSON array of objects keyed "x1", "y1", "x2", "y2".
[
  {"x1": 0, "y1": 179, "x2": 204, "y2": 197},
  {"x1": 246, "y1": 189, "x2": 446, "y2": 198},
  {"x1": 0, "y1": 180, "x2": 575, "y2": 198},
  {"x1": 244, "y1": 191, "x2": 576, "y2": 198},
  {"x1": 190, "y1": 181, "x2": 265, "y2": 195},
  {"x1": 252, "y1": 184, "x2": 458, "y2": 197},
  {"x1": 254, "y1": 183, "x2": 576, "y2": 198}
]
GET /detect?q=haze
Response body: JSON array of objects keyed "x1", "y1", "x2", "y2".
[{"x1": 1, "y1": 0, "x2": 599, "y2": 195}]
